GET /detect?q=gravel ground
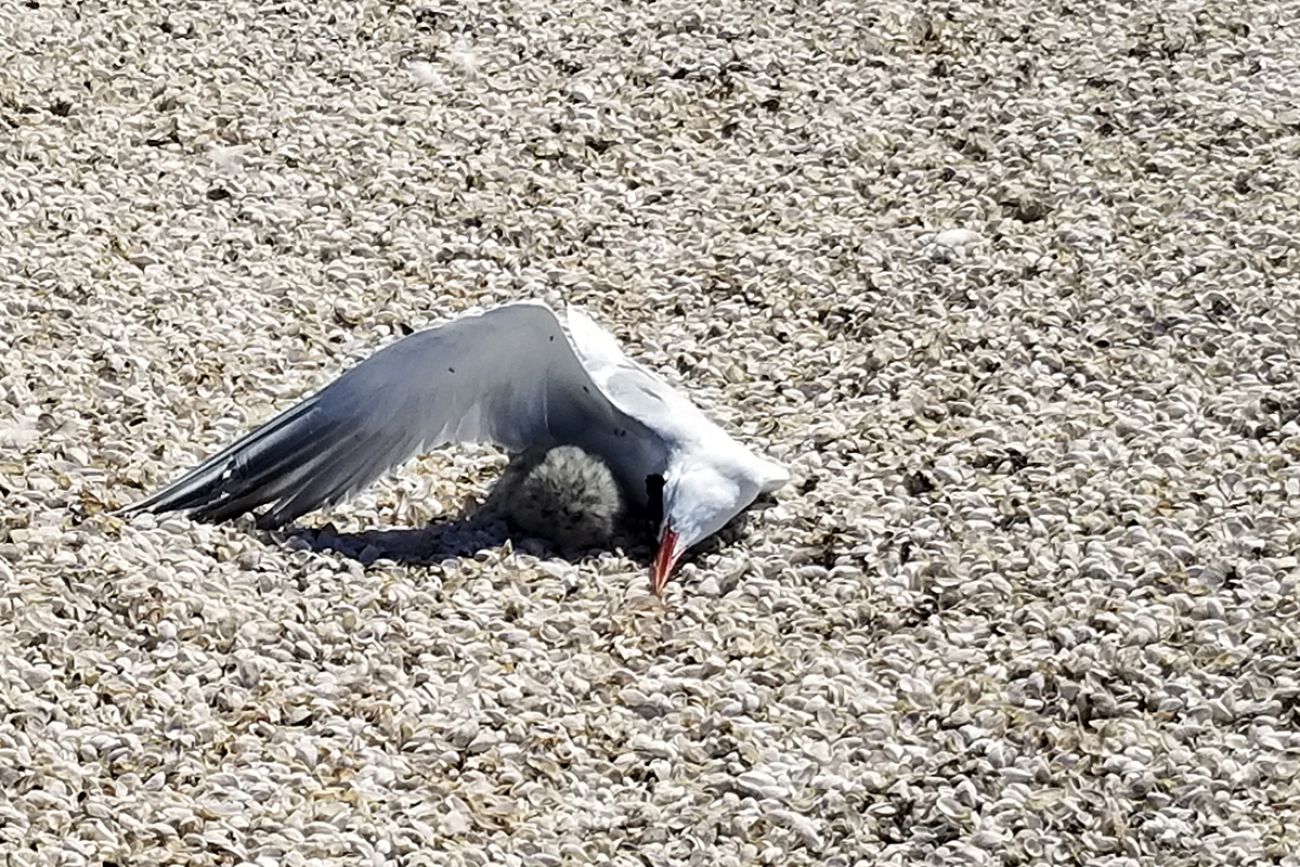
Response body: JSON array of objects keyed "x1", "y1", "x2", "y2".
[{"x1": 4, "y1": 0, "x2": 1300, "y2": 864}]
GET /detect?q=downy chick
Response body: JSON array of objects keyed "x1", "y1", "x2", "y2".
[{"x1": 491, "y1": 445, "x2": 624, "y2": 551}]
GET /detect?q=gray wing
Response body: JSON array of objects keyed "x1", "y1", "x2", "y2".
[{"x1": 119, "y1": 301, "x2": 636, "y2": 528}]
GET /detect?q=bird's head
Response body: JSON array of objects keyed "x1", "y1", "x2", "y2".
[{"x1": 651, "y1": 453, "x2": 786, "y2": 596}]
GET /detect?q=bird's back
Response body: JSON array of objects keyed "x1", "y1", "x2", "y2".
[
  {"x1": 564, "y1": 308, "x2": 717, "y2": 444},
  {"x1": 563, "y1": 307, "x2": 788, "y2": 495}
]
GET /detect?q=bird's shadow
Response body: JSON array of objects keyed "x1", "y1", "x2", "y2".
[
  {"x1": 282, "y1": 494, "x2": 776, "y2": 569},
  {"x1": 285, "y1": 509, "x2": 658, "y2": 568}
]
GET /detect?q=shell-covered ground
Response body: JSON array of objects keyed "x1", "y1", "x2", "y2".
[{"x1": 4, "y1": 0, "x2": 1300, "y2": 864}]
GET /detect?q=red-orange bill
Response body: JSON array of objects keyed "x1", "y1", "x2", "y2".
[{"x1": 651, "y1": 528, "x2": 681, "y2": 596}]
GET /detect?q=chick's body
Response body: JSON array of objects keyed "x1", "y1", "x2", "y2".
[{"x1": 493, "y1": 446, "x2": 624, "y2": 550}]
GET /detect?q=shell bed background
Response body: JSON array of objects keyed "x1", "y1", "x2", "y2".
[{"x1": 3, "y1": 0, "x2": 1300, "y2": 865}]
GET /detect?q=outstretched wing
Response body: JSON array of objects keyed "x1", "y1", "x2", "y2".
[{"x1": 119, "y1": 301, "x2": 638, "y2": 528}]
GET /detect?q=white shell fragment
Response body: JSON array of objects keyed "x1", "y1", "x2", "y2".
[
  {"x1": 4, "y1": 0, "x2": 1300, "y2": 864},
  {"x1": 932, "y1": 228, "x2": 982, "y2": 249},
  {"x1": 924, "y1": 228, "x2": 983, "y2": 262}
]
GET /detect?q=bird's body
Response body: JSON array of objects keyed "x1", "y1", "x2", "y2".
[
  {"x1": 120, "y1": 300, "x2": 788, "y2": 593},
  {"x1": 491, "y1": 445, "x2": 624, "y2": 551}
]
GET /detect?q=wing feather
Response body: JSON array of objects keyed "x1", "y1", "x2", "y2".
[
  {"x1": 564, "y1": 307, "x2": 722, "y2": 444},
  {"x1": 119, "y1": 301, "x2": 635, "y2": 526}
]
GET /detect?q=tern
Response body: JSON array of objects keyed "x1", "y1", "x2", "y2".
[{"x1": 119, "y1": 300, "x2": 789, "y2": 595}]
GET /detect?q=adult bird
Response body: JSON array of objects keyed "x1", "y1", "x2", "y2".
[{"x1": 118, "y1": 300, "x2": 789, "y2": 595}]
